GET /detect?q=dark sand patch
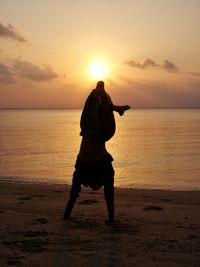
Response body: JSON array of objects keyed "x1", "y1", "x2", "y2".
[
  {"x1": 15, "y1": 230, "x2": 49, "y2": 238},
  {"x1": 88, "y1": 191, "x2": 101, "y2": 195},
  {"x1": 17, "y1": 194, "x2": 45, "y2": 201},
  {"x1": 6, "y1": 260, "x2": 22, "y2": 265},
  {"x1": 144, "y1": 195, "x2": 171, "y2": 202},
  {"x1": 78, "y1": 199, "x2": 98, "y2": 205},
  {"x1": 37, "y1": 218, "x2": 48, "y2": 224},
  {"x1": 143, "y1": 205, "x2": 163, "y2": 211}
]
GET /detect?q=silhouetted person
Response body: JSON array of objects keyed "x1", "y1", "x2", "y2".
[{"x1": 64, "y1": 81, "x2": 130, "y2": 223}]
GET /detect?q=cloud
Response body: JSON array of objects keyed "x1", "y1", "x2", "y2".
[
  {"x1": 124, "y1": 58, "x2": 158, "y2": 69},
  {"x1": 125, "y1": 58, "x2": 178, "y2": 72},
  {"x1": 188, "y1": 72, "x2": 200, "y2": 77},
  {"x1": 162, "y1": 60, "x2": 178, "y2": 72},
  {"x1": 0, "y1": 63, "x2": 16, "y2": 84},
  {"x1": 116, "y1": 76, "x2": 200, "y2": 108},
  {"x1": 0, "y1": 22, "x2": 26, "y2": 43},
  {"x1": 0, "y1": 59, "x2": 58, "y2": 83},
  {"x1": 13, "y1": 59, "x2": 58, "y2": 81}
]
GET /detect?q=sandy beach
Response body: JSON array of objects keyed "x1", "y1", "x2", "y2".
[{"x1": 0, "y1": 182, "x2": 200, "y2": 267}]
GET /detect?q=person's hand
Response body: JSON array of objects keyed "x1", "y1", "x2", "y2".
[{"x1": 118, "y1": 105, "x2": 131, "y2": 116}]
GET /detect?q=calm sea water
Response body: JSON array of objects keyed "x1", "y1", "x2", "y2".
[{"x1": 0, "y1": 109, "x2": 199, "y2": 190}]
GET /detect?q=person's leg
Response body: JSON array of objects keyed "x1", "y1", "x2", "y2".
[
  {"x1": 63, "y1": 171, "x2": 81, "y2": 219},
  {"x1": 103, "y1": 158, "x2": 115, "y2": 223},
  {"x1": 104, "y1": 182, "x2": 115, "y2": 222},
  {"x1": 63, "y1": 197, "x2": 77, "y2": 219},
  {"x1": 106, "y1": 198, "x2": 114, "y2": 222}
]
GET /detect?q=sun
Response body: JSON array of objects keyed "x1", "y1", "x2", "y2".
[{"x1": 88, "y1": 63, "x2": 109, "y2": 80}]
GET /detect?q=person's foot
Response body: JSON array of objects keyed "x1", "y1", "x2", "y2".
[
  {"x1": 63, "y1": 215, "x2": 69, "y2": 220},
  {"x1": 63, "y1": 215, "x2": 74, "y2": 220},
  {"x1": 63, "y1": 198, "x2": 77, "y2": 220},
  {"x1": 105, "y1": 219, "x2": 115, "y2": 225}
]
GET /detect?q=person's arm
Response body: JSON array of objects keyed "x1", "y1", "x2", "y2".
[
  {"x1": 97, "y1": 90, "x2": 131, "y2": 116},
  {"x1": 112, "y1": 105, "x2": 131, "y2": 116}
]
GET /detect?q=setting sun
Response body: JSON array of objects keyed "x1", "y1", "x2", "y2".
[{"x1": 88, "y1": 63, "x2": 109, "y2": 80}]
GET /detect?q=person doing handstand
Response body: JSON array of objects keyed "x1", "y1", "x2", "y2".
[{"x1": 63, "y1": 80, "x2": 130, "y2": 223}]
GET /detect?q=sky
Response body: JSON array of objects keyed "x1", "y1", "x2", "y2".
[{"x1": 0, "y1": 0, "x2": 200, "y2": 108}]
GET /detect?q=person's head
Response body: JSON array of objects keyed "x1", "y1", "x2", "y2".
[{"x1": 96, "y1": 80, "x2": 104, "y2": 90}]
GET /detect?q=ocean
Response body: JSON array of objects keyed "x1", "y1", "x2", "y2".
[{"x1": 0, "y1": 109, "x2": 199, "y2": 190}]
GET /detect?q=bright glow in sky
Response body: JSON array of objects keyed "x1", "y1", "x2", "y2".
[
  {"x1": 88, "y1": 63, "x2": 109, "y2": 80},
  {"x1": 0, "y1": 0, "x2": 200, "y2": 108}
]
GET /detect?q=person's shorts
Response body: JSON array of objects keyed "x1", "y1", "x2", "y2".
[{"x1": 70, "y1": 153, "x2": 115, "y2": 201}]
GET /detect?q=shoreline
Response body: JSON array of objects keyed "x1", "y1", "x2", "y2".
[
  {"x1": 1, "y1": 182, "x2": 200, "y2": 266},
  {"x1": 1, "y1": 107, "x2": 200, "y2": 110},
  {"x1": 1, "y1": 178, "x2": 200, "y2": 192}
]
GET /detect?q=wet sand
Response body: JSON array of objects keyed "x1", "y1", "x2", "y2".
[{"x1": 1, "y1": 182, "x2": 200, "y2": 266}]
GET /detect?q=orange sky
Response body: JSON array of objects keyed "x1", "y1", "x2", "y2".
[{"x1": 0, "y1": 0, "x2": 200, "y2": 108}]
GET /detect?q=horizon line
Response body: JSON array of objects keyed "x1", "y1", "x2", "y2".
[{"x1": 0, "y1": 107, "x2": 200, "y2": 110}]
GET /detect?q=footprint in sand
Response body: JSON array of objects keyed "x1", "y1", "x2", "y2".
[
  {"x1": 14, "y1": 239, "x2": 47, "y2": 253},
  {"x1": 160, "y1": 198, "x2": 171, "y2": 202},
  {"x1": 186, "y1": 234, "x2": 196, "y2": 240},
  {"x1": 6, "y1": 255, "x2": 25, "y2": 265},
  {"x1": 2, "y1": 241, "x2": 11, "y2": 246},
  {"x1": 14, "y1": 230, "x2": 53, "y2": 238},
  {"x1": 37, "y1": 218, "x2": 48, "y2": 224},
  {"x1": 88, "y1": 191, "x2": 101, "y2": 195},
  {"x1": 17, "y1": 196, "x2": 32, "y2": 201},
  {"x1": 105, "y1": 221, "x2": 136, "y2": 235},
  {"x1": 78, "y1": 199, "x2": 98, "y2": 205},
  {"x1": 23, "y1": 230, "x2": 49, "y2": 237},
  {"x1": 143, "y1": 205, "x2": 163, "y2": 211},
  {"x1": 31, "y1": 194, "x2": 45, "y2": 198},
  {"x1": 18, "y1": 201, "x2": 25, "y2": 205},
  {"x1": 6, "y1": 260, "x2": 22, "y2": 265},
  {"x1": 17, "y1": 195, "x2": 45, "y2": 201},
  {"x1": 144, "y1": 196, "x2": 171, "y2": 202},
  {"x1": 144, "y1": 195, "x2": 151, "y2": 199}
]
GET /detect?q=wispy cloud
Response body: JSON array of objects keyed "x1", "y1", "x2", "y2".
[
  {"x1": 13, "y1": 59, "x2": 58, "y2": 81},
  {"x1": 124, "y1": 59, "x2": 158, "y2": 69},
  {"x1": 162, "y1": 60, "x2": 178, "y2": 72},
  {"x1": 188, "y1": 72, "x2": 200, "y2": 77},
  {"x1": 117, "y1": 76, "x2": 200, "y2": 108},
  {"x1": 0, "y1": 63, "x2": 16, "y2": 84},
  {"x1": 125, "y1": 58, "x2": 178, "y2": 73},
  {"x1": 0, "y1": 59, "x2": 58, "y2": 84},
  {"x1": 0, "y1": 22, "x2": 26, "y2": 43}
]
